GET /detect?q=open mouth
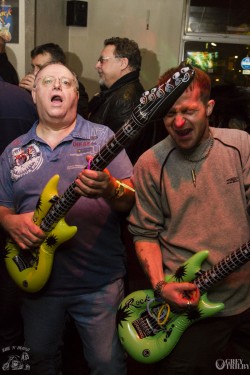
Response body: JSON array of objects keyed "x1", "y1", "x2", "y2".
[
  {"x1": 176, "y1": 128, "x2": 192, "y2": 137},
  {"x1": 51, "y1": 95, "x2": 63, "y2": 102}
]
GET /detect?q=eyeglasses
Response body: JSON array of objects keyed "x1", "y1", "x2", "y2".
[
  {"x1": 37, "y1": 76, "x2": 76, "y2": 89},
  {"x1": 97, "y1": 56, "x2": 121, "y2": 64}
]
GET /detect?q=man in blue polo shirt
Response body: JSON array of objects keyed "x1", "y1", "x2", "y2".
[
  {"x1": 0, "y1": 77, "x2": 38, "y2": 358},
  {"x1": 0, "y1": 62, "x2": 134, "y2": 375}
]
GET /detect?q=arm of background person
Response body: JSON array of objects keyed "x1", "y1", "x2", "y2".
[{"x1": 19, "y1": 73, "x2": 35, "y2": 92}]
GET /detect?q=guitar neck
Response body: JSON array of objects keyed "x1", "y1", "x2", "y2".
[
  {"x1": 39, "y1": 64, "x2": 195, "y2": 232},
  {"x1": 194, "y1": 242, "x2": 250, "y2": 294}
]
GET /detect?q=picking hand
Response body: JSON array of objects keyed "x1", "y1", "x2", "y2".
[
  {"x1": 3, "y1": 212, "x2": 46, "y2": 250},
  {"x1": 160, "y1": 282, "x2": 200, "y2": 311}
]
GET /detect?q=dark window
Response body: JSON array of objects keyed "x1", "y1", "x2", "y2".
[{"x1": 182, "y1": 0, "x2": 250, "y2": 87}]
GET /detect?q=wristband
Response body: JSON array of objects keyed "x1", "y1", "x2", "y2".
[
  {"x1": 153, "y1": 280, "x2": 167, "y2": 299},
  {"x1": 110, "y1": 179, "x2": 135, "y2": 200},
  {"x1": 112, "y1": 180, "x2": 125, "y2": 200}
]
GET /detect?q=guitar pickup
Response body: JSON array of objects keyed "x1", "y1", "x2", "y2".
[{"x1": 12, "y1": 251, "x2": 38, "y2": 272}]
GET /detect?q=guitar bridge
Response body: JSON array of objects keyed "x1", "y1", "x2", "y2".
[{"x1": 132, "y1": 307, "x2": 163, "y2": 339}]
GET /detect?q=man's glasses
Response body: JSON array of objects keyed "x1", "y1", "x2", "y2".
[
  {"x1": 97, "y1": 56, "x2": 121, "y2": 64},
  {"x1": 37, "y1": 76, "x2": 76, "y2": 89}
]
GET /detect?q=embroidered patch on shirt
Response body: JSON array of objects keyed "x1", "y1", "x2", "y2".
[
  {"x1": 71, "y1": 141, "x2": 98, "y2": 156},
  {"x1": 10, "y1": 142, "x2": 43, "y2": 181}
]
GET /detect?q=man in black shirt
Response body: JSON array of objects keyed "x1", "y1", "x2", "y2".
[
  {"x1": 88, "y1": 37, "x2": 154, "y2": 165},
  {"x1": 0, "y1": 36, "x2": 19, "y2": 85}
]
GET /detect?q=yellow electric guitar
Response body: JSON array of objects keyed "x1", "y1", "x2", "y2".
[{"x1": 4, "y1": 63, "x2": 195, "y2": 293}]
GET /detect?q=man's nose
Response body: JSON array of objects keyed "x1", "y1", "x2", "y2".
[
  {"x1": 174, "y1": 114, "x2": 185, "y2": 128},
  {"x1": 53, "y1": 78, "x2": 62, "y2": 89},
  {"x1": 95, "y1": 61, "x2": 101, "y2": 69}
]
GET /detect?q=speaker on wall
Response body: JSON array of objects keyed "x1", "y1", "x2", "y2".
[{"x1": 66, "y1": 1, "x2": 88, "y2": 27}]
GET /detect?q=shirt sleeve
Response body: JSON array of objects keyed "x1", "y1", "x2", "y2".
[{"x1": 127, "y1": 151, "x2": 165, "y2": 242}]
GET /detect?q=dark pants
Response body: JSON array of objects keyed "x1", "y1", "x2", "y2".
[
  {"x1": 156, "y1": 307, "x2": 250, "y2": 375},
  {"x1": 0, "y1": 254, "x2": 24, "y2": 375},
  {"x1": 0, "y1": 247, "x2": 23, "y2": 352}
]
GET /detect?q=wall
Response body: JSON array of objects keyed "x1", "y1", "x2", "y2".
[
  {"x1": 35, "y1": 0, "x2": 69, "y2": 53},
  {"x1": 5, "y1": 0, "x2": 33, "y2": 81},
  {"x1": 67, "y1": 0, "x2": 185, "y2": 97},
  {"x1": 6, "y1": 0, "x2": 185, "y2": 98},
  {"x1": 5, "y1": 0, "x2": 67, "y2": 80}
]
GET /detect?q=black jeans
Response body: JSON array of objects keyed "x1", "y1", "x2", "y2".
[
  {"x1": 0, "y1": 254, "x2": 24, "y2": 352},
  {"x1": 156, "y1": 307, "x2": 250, "y2": 375}
]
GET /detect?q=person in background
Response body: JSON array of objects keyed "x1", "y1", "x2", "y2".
[
  {"x1": 88, "y1": 36, "x2": 158, "y2": 313},
  {"x1": 88, "y1": 36, "x2": 154, "y2": 165},
  {"x1": 128, "y1": 65, "x2": 250, "y2": 375},
  {"x1": 0, "y1": 62, "x2": 134, "y2": 375},
  {"x1": 0, "y1": 78, "x2": 38, "y2": 357},
  {"x1": 19, "y1": 42, "x2": 89, "y2": 118},
  {"x1": 0, "y1": 35, "x2": 19, "y2": 85}
]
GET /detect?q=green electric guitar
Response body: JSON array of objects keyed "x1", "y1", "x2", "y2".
[{"x1": 117, "y1": 243, "x2": 250, "y2": 363}]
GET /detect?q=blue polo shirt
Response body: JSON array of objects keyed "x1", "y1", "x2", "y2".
[{"x1": 0, "y1": 115, "x2": 133, "y2": 295}]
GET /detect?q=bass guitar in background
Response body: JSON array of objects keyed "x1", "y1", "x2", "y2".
[
  {"x1": 4, "y1": 62, "x2": 195, "y2": 293},
  {"x1": 117, "y1": 243, "x2": 250, "y2": 364}
]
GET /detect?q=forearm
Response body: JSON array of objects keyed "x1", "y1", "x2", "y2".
[
  {"x1": 134, "y1": 239, "x2": 200, "y2": 308},
  {"x1": 134, "y1": 240, "x2": 165, "y2": 289}
]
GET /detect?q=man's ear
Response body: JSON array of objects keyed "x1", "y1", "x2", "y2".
[
  {"x1": 206, "y1": 99, "x2": 215, "y2": 117},
  {"x1": 120, "y1": 57, "x2": 129, "y2": 71}
]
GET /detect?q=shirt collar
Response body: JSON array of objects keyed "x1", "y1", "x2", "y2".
[{"x1": 19, "y1": 115, "x2": 97, "y2": 148}]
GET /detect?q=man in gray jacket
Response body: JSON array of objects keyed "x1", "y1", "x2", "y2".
[{"x1": 128, "y1": 65, "x2": 250, "y2": 374}]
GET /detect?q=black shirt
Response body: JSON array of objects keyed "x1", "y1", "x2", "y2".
[
  {"x1": 0, "y1": 77, "x2": 38, "y2": 154},
  {"x1": 0, "y1": 52, "x2": 19, "y2": 85}
]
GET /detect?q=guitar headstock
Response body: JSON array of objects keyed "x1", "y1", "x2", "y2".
[{"x1": 131, "y1": 63, "x2": 195, "y2": 125}]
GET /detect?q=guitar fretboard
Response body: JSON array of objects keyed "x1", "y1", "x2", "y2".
[
  {"x1": 194, "y1": 242, "x2": 250, "y2": 294},
  {"x1": 40, "y1": 64, "x2": 195, "y2": 232}
]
